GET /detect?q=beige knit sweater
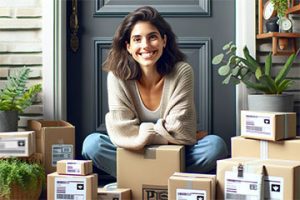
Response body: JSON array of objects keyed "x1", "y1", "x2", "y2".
[{"x1": 105, "y1": 62, "x2": 197, "y2": 150}]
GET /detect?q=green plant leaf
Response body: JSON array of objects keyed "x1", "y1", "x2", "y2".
[
  {"x1": 255, "y1": 68, "x2": 263, "y2": 80},
  {"x1": 259, "y1": 75, "x2": 277, "y2": 94},
  {"x1": 212, "y1": 53, "x2": 224, "y2": 65},
  {"x1": 218, "y1": 65, "x2": 231, "y2": 76},
  {"x1": 264, "y1": 53, "x2": 272, "y2": 76},
  {"x1": 232, "y1": 66, "x2": 240, "y2": 76},
  {"x1": 277, "y1": 79, "x2": 294, "y2": 94},
  {"x1": 222, "y1": 74, "x2": 232, "y2": 84},
  {"x1": 275, "y1": 52, "x2": 296, "y2": 85},
  {"x1": 222, "y1": 41, "x2": 233, "y2": 50}
]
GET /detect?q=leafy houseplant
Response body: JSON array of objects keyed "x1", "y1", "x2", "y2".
[
  {"x1": 0, "y1": 158, "x2": 45, "y2": 200},
  {"x1": 212, "y1": 41, "x2": 298, "y2": 111},
  {"x1": 270, "y1": 0, "x2": 288, "y2": 18},
  {"x1": 0, "y1": 67, "x2": 42, "y2": 131}
]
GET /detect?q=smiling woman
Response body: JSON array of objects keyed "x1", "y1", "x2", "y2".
[{"x1": 82, "y1": 6, "x2": 228, "y2": 179}]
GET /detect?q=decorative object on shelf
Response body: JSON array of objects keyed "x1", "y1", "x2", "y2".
[
  {"x1": 212, "y1": 41, "x2": 298, "y2": 112},
  {"x1": 0, "y1": 158, "x2": 45, "y2": 200},
  {"x1": 258, "y1": 0, "x2": 300, "y2": 55},
  {"x1": 0, "y1": 67, "x2": 42, "y2": 132},
  {"x1": 266, "y1": 16, "x2": 279, "y2": 32}
]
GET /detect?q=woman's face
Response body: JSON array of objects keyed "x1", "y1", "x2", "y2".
[{"x1": 127, "y1": 21, "x2": 167, "y2": 69}]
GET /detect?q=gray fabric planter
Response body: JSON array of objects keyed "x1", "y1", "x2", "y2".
[
  {"x1": 248, "y1": 94, "x2": 294, "y2": 112},
  {"x1": 0, "y1": 110, "x2": 18, "y2": 132}
]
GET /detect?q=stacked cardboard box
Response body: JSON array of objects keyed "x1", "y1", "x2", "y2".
[
  {"x1": 28, "y1": 120, "x2": 75, "y2": 174},
  {"x1": 216, "y1": 110, "x2": 299, "y2": 199},
  {"x1": 47, "y1": 160, "x2": 98, "y2": 200},
  {"x1": 117, "y1": 145, "x2": 185, "y2": 200}
]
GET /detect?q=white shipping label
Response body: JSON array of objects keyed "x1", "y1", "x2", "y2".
[
  {"x1": 55, "y1": 177, "x2": 86, "y2": 200},
  {"x1": 264, "y1": 176, "x2": 283, "y2": 200},
  {"x1": 66, "y1": 161, "x2": 82, "y2": 174},
  {"x1": 245, "y1": 114, "x2": 272, "y2": 136},
  {"x1": 225, "y1": 171, "x2": 263, "y2": 200},
  {"x1": 52, "y1": 144, "x2": 73, "y2": 166},
  {"x1": 0, "y1": 137, "x2": 28, "y2": 156},
  {"x1": 176, "y1": 188, "x2": 206, "y2": 200}
]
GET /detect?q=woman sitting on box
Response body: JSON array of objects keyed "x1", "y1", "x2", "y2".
[{"x1": 82, "y1": 6, "x2": 228, "y2": 178}]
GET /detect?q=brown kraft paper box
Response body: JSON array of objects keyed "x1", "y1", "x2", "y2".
[
  {"x1": 47, "y1": 172, "x2": 98, "y2": 200},
  {"x1": 28, "y1": 120, "x2": 75, "y2": 174},
  {"x1": 56, "y1": 160, "x2": 93, "y2": 176},
  {"x1": 232, "y1": 136, "x2": 300, "y2": 161},
  {"x1": 217, "y1": 157, "x2": 300, "y2": 200},
  {"x1": 168, "y1": 172, "x2": 216, "y2": 200},
  {"x1": 117, "y1": 145, "x2": 185, "y2": 200},
  {"x1": 240, "y1": 110, "x2": 296, "y2": 141},
  {"x1": 97, "y1": 188, "x2": 131, "y2": 200}
]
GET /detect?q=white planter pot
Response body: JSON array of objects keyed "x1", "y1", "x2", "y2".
[
  {"x1": 248, "y1": 94, "x2": 294, "y2": 112},
  {"x1": 0, "y1": 110, "x2": 18, "y2": 132}
]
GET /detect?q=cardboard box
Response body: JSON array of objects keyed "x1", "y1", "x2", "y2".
[
  {"x1": 57, "y1": 160, "x2": 93, "y2": 176},
  {"x1": 117, "y1": 145, "x2": 185, "y2": 200},
  {"x1": 47, "y1": 172, "x2": 98, "y2": 200},
  {"x1": 241, "y1": 110, "x2": 296, "y2": 141},
  {"x1": 217, "y1": 157, "x2": 300, "y2": 200},
  {"x1": 28, "y1": 120, "x2": 75, "y2": 174},
  {"x1": 0, "y1": 131, "x2": 35, "y2": 157},
  {"x1": 232, "y1": 136, "x2": 300, "y2": 161},
  {"x1": 97, "y1": 187, "x2": 131, "y2": 200},
  {"x1": 216, "y1": 157, "x2": 264, "y2": 200},
  {"x1": 168, "y1": 172, "x2": 216, "y2": 200}
]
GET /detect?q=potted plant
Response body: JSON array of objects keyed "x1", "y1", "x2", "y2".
[
  {"x1": 212, "y1": 41, "x2": 298, "y2": 112},
  {"x1": 0, "y1": 67, "x2": 42, "y2": 132},
  {"x1": 0, "y1": 158, "x2": 45, "y2": 200}
]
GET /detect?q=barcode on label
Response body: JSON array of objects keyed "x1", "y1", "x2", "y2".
[
  {"x1": 226, "y1": 193, "x2": 247, "y2": 199},
  {"x1": 56, "y1": 194, "x2": 74, "y2": 199},
  {"x1": 0, "y1": 150, "x2": 25, "y2": 154},
  {"x1": 246, "y1": 126, "x2": 263, "y2": 132}
]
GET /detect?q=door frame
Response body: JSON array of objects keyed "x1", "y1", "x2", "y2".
[
  {"x1": 44, "y1": 1, "x2": 256, "y2": 130},
  {"x1": 43, "y1": 0, "x2": 67, "y2": 120}
]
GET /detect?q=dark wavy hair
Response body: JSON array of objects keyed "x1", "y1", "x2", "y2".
[{"x1": 103, "y1": 6, "x2": 186, "y2": 80}]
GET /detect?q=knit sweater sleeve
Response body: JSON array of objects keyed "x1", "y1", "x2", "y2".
[
  {"x1": 105, "y1": 72, "x2": 165, "y2": 150},
  {"x1": 154, "y1": 62, "x2": 197, "y2": 145}
]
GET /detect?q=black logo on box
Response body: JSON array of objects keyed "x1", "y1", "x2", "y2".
[
  {"x1": 197, "y1": 196, "x2": 204, "y2": 200},
  {"x1": 264, "y1": 119, "x2": 270, "y2": 124},
  {"x1": 18, "y1": 140, "x2": 25, "y2": 147},
  {"x1": 271, "y1": 184, "x2": 280, "y2": 192},
  {"x1": 77, "y1": 184, "x2": 84, "y2": 190},
  {"x1": 142, "y1": 185, "x2": 168, "y2": 200}
]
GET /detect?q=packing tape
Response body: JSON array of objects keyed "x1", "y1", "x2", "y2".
[{"x1": 260, "y1": 140, "x2": 268, "y2": 160}]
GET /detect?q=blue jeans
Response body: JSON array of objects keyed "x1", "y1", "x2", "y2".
[{"x1": 82, "y1": 133, "x2": 228, "y2": 177}]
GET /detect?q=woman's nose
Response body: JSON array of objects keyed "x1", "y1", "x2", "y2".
[{"x1": 141, "y1": 38, "x2": 149, "y2": 47}]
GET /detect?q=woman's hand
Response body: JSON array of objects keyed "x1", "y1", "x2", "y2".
[{"x1": 196, "y1": 130, "x2": 208, "y2": 140}]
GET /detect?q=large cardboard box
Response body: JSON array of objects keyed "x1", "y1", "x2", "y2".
[
  {"x1": 232, "y1": 136, "x2": 300, "y2": 160},
  {"x1": 0, "y1": 131, "x2": 35, "y2": 157},
  {"x1": 240, "y1": 110, "x2": 296, "y2": 141},
  {"x1": 47, "y1": 172, "x2": 98, "y2": 200},
  {"x1": 168, "y1": 172, "x2": 216, "y2": 200},
  {"x1": 28, "y1": 120, "x2": 75, "y2": 174},
  {"x1": 217, "y1": 157, "x2": 300, "y2": 200},
  {"x1": 57, "y1": 160, "x2": 93, "y2": 176},
  {"x1": 117, "y1": 145, "x2": 185, "y2": 200},
  {"x1": 97, "y1": 187, "x2": 131, "y2": 200}
]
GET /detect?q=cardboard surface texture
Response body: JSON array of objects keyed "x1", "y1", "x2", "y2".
[
  {"x1": 240, "y1": 110, "x2": 296, "y2": 141},
  {"x1": 117, "y1": 145, "x2": 185, "y2": 200},
  {"x1": 47, "y1": 172, "x2": 98, "y2": 200},
  {"x1": 57, "y1": 160, "x2": 93, "y2": 176},
  {"x1": 97, "y1": 187, "x2": 131, "y2": 200},
  {"x1": 168, "y1": 172, "x2": 216, "y2": 200},
  {"x1": 0, "y1": 131, "x2": 35, "y2": 157},
  {"x1": 28, "y1": 120, "x2": 75, "y2": 174},
  {"x1": 217, "y1": 157, "x2": 300, "y2": 200},
  {"x1": 232, "y1": 136, "x2": 300, "y2": 161}
]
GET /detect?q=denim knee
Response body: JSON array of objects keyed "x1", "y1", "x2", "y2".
[
  {"x1": 206, "y1": 135, "x2": 228, "y2": 160},
  {"x1": 82, "y1": 133, "x2": 100, "y2": 160}
]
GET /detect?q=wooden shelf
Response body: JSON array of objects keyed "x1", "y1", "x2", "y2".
[
  {"x1": 287, "y1": 4, "x2": 300, "y2": 14},
  {"x1": 257, "y1": 32, "x2": 300, "y2": 39}
]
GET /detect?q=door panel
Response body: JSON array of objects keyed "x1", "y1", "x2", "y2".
[{"x1": 67, "y1": 0, "x2": 236, "y2": 158}]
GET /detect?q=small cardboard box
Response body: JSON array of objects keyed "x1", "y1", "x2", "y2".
[
  {"x1": 168, "y1": 172, "x2": 216, "y2": 200},
  {"x1": 217, "y1": 157, "x2": 300, "y2": 200},
  {"x1": 97, "y1": 187, "x2": 131, "y2": 200},
  {"x1": 28, "y1": 120, "x2": 75, "y2": 174},
  {"x1": 117, "y1": 145, "x2": 185, "y2": 200},
  {"x1": 57, "y1": 160, "x2": 93, "y2": 176},
  {"x1": 232, "y1": 136, "x2": 300, "y2": 161},
  {"x1": 0, "y1": 131, "x2": 35, "y2": 157},
  {"x1": 47, "y1": 172, "x2": 98, "y2": 200},
  {"x1": 240, "y1": 110, "x2": 296, "y2": 141}
]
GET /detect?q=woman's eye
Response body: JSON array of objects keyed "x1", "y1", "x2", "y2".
[
  {"x1": 149, "y1": 35, "x2": 157, "y2": 40},
  {"x1": 133, "y1": 38, "x2": 141, "y2": 42}
]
